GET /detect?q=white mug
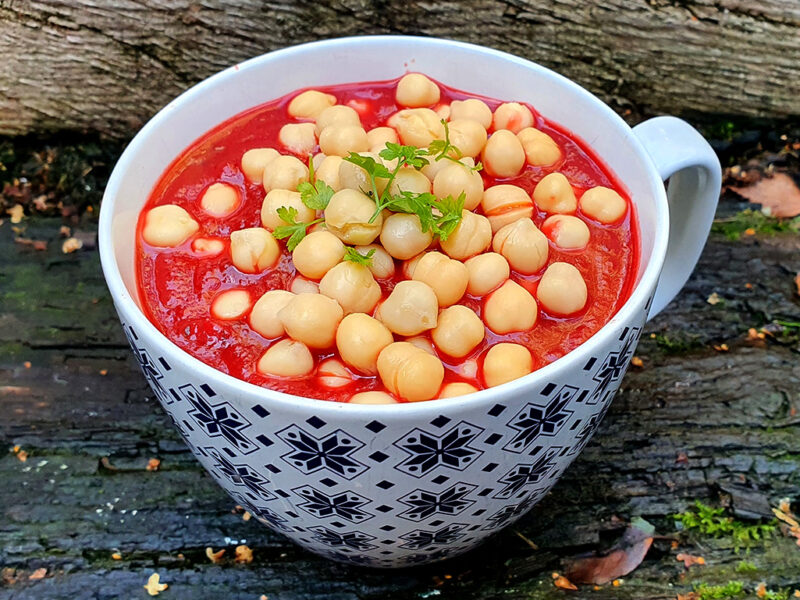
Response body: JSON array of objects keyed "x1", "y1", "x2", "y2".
[{"x1": 99, "y1": 36, "x2": 721, "y2": 567}]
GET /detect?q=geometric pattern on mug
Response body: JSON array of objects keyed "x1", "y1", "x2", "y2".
[
  {"x1": 398, "y1": 523, "x2": 467, "y2": 550},
  {"x1": 182, "y1": 383, "x2": 256, "y2": 454},
  {"x1": 278, "y1": 425, "x2": 367, "y2": 480},
  {"x1": 503, "y1": 390, "x2": 575, "y2": 453},
  {"x1": 394, "y1": 421, "x2": 484, "y2": 477},
  {"x1": 293, "y1": 485, "x2": 373, "y2": 523},
  {"x1": 493, "y1": 447, "x2": 559, "y2": 498},
  {"x1": 397, "y1": 482, "x2": 477, "y2": 521}
]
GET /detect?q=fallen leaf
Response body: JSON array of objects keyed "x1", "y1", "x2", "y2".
[
  {"x1": 235, "y1": 544, "x2": 253, "y2": 564},
  {"x1": 553, "y1": 574, "x2": 578, "y2": 590},
  {"x1": 564, "y1": 517, "x2": 654, "y2": 585},
  {"x1": 744, "y1": 227, "x2": 756, "y2": 236},
  {"x1": 28, "y1": 568, "x2": 46, "y2": 580},
  {"x1": 756, "y1": 583, "x2": 767, "y2": 598},
  {"x1": 144, "y1": 573, "x2": 168, "y2": 596},
  {"x1": 17, "y1": 450, "x2": 28, "y2": 462},
  {"x1": 677, "y1": 594, "x2": 700, "y2": 600},
  {"x1": 260, "y1": 595, "x2": 269, "y2": 600},
  {"x1": 242, "y1": 511, "x2": 251, "y2": 522},
  {"x1": 793, "y1": 590, "x2": 799, "y2": 598},
  {"x1": 62, "y1": 237, "x2": 83, "y2": 254},
  {"x1": 146, "y1": 458, "x2": 161, "y2": 471},
  {"x1": 676, "y1": 553, "x2": 705, "y2": 568},
  {"x1": 8, "y1": 204, "x2": 24, "y2": 223},
  {"x1": 111, "y1": 552, "x2": 122, "y2": 560},
  {"x1": 729, "y1": 172, "x2": 800, "y2": 218},
  {"x1": 59, "y1": 225, "x2": 71, "y2": 237},
  {"x1": 707, "y1": 292, "x2": 722, "y2": 305},
  {"x1": 206, "y1": 547, "x2": 225, "y2": 563},
  {"x1": 23, "y1": 361, "x2": 31, "y2": 369},
  {"x1": 713, "y1": 343, "x2": 729, "y2": 352},
  {"x1": 675, "y1": 452, "x2": 689, "y2": 465},
  {"x1": 631, "y1": 356, "x2": 644, "y2": 368},
  {"x1": 14, "y1": 237, "x2": 47, "y2": 251},
  {"x1": 612, "y1": 579, "x2": 623, "y2": 586}
]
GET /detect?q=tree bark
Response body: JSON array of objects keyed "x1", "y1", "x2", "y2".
[{"x1": 0, "y1": 0, "x2": 799, "y2": 139}]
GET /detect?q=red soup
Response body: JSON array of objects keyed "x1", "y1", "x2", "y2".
[{"x1": 136, "y1": 73, "x2": 639, "y2": 404}]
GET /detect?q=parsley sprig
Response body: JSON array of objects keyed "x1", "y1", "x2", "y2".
[
  {"x1": 343, "y1": 246, "x2": 376, "y2": 267},
  {"x1": 271, "y1": 206, "x2": 323, "y2": 251},
  {"x1": 297, "y1": 155, "x2": 335, "y2": 210},
  {"x1": 427, "y1": 120, "x2": 483, "y2": 171}
]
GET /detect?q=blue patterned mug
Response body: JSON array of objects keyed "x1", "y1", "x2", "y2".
[{"x1": 99, "y1": 36, "x2": 721, "y2": 567}]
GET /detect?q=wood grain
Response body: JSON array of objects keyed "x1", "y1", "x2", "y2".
[{"x1": 1, "y1": 0, "x2": 799, "y2": 139}]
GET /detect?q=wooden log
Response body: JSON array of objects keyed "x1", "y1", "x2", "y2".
[{"x1": 1, "y1": 0, "x2": 799, "y2": 139}]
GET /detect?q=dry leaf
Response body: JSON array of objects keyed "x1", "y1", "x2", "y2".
[
  {"x1": 676, "y1": 594, "x2": 699, "y2": 600},
  {"x1": 28, "y1": 568, "x2": 46, "y2": 580},
  {"x1": 564, "y1": 517, "x2": 654, "y2": 585},
  {"x1": 676, "y1": 553, "x2": 705, "y2": 568},
  {"x1": 260, "y1": 596, "x2": 269, "y2": 600},
  {"x1": 111, "y1": 552, "x2": 122, "y2": 560},
  {"x1": 242, "y1": 511, "x2": 252, "y2": 522},
  {"x1": 8, "y1": 204, "x2": 24, "y2": 223},
  {"x1": 235, "y1": 544, "x2": 253, "y2": 564},
  {"x1": 729, "y1": 172, "x2": 800, "y2": 218},
  {"x1": 631, "y1": 356, "x2": 644, "y2": 368},
  {"x1": 553, "y1": 574, "x2": 578, "y2": 590},
  {"x1": 99, "y1": 456, "x2": 118, "y2": 471},
  {"x1": 707, "y1": 292, "x2": 722, "y2": 305},
  {"x1": 14, "y1": 237, "x2": 47, "y2": 251},
  {"x1": 17, "y1": 450, "x2": 28, "y2": 462},
  {"x1": 62, "y1": 237, "x2": 83, "y2": 254},
  {"x1": 206, "y1": 547, "x2": 225, "y2": 563},
  {"x1": 144, "y1": 573, "x2": 168, "y2": 596},
  {"x1": 59, "y1": 225, "x2": 71, "y2": 237},
  {"x1": 146, "y1": 458, "x2": 161, "y2": 471}
]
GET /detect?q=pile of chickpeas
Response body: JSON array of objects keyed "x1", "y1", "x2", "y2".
[{"x1": 141, "y1": 73, "x2": 629, "y2": 404}]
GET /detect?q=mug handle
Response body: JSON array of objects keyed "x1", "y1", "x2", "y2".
[{"x1": 632, "y1": 116, "x2": 722, "y2": 320}]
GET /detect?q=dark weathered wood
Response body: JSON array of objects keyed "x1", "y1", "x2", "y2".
[
  {"x1": 1, "y1": 0, "x2": 799, "y2": 139},
  {"x1": 1, "y1": 203, "x2": 799, "y2": 599}
]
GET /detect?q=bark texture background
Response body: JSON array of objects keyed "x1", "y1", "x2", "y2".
[{"x1": 1, "y1": 0, "x2": 799, "y2": 139}]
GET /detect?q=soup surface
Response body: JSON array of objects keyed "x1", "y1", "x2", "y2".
[{"x1": 136, "y1": 74, "x2": 639, "y2": 404}]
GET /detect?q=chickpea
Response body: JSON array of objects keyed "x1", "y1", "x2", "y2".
[
  {"x1": 541, "y1": 214, "x2": 590, "y2": 249},
  {"x1": 142, "y1": 204, "x2": 199, "y2": 247},
  {"x1": 387, "y1": 108, "x2": 445, "y2": 147},
  {"x1": 579, "y1": 186, "x2": 628, "y2": 223},
  {"x1": 433, "y1": 162, "x2": 484, "y2": 211},
  {"x1": 533, "y1": 172, "x2": 577, "y2": 214},
  {"x1": 482, "y1": 130, "x2": 525, "y2": 178},
  {"x1": 432, "y1": 305, "x2": 485, "y2": 358},
  {"x1": 483, "y1": 343, "x2": 533, "y2": 387},
  {"x1": 377, "y1": 342, "x2": 445, "y2": 402},
  {"x1": 422, "y1": 155, "x2": 473, "y2": 182},
  {"x1": 377, "y1": 280, "x2": 438, "y2": 336},
  {"x1": 249, "y1": 290, "x2": 294, "y2": 338},
  {"x1": 402, "y1": 253, "x2": 425, "y2": 279},
  {"x1": 319, "y1": 261, "x2": 381, "y2": 314},
  {"x1": 449, "y1": 98, "x2": 492, "y2": 129},
  {"x1": 349, "y1": 391, "x2": 398, "y2": 405},
  {"x1": 199, "y1": 183, "x2": 239, "y2": 217},
  {"x1": 406, "y1": 335, "x2": 436, "y2": 356},
  {"x1": 292, "y1": 231, "x2": 345, "y2": 280},
  {"x1": 262, "y1": 155, "x2": 309, "y2": 193},
  {"x1": 257, "y1": 339, "x2": 314, "y2": 378},
  {"x1": 336, "y1": 312, "x2": 394, "y2": 374},
  {"x1": 537, "y1": 262, "x2": 588, "y2": 316},
  {"x1": 191, "y1": 237, "x2": 225, "y2": 257},
  {"x1": 410, "y1": 252, "x2": 469, "y2": 307},
  {"x1": 290, "y1": 277, "x2": 319, "y2": 295},
  {"x1": 434, "y1": 103, "x2": 451, "y2": 121},
  {"x1": 483, "y1": 280, "x2": 538, "y2": 334},
  {"x1": 517, "y1": 127, "x2": 562, "y2": 166},
  {"x1": 315, "y1": 105, "x2": 361, "y2": 135},
  {"x1": 279, "y1": 122, "x2": 317, "y2": 156},
  {"x1": 315, "y1": 155, "x2": 344, "y2": 191},
  {"x1": 319, "y1": 125, "x2": 369, "y2": 157},
  {"x1": 447, "y1": 119, "x2": 488, "y2": 158},
  {"x1": 464, "y1": 252, "x2": 509, "y2": 296},
  {"x1": 338, "y1": 151, "x2": 381, "y2": 194},
  {"x1": 388, "y1": 167, "x2": 432, "y2": 196},
  {"x1": 492, "y1": 102, "x2": 534, "y2": 134},
  {"x1": 439, "y1": 210, "x2": 492, "y2": 260},
  {"x1": 439, "y1": 382, "x2": 480, "y2": 398},
  {"x1": 356, "y1": 244, "x2": 395, "y2": 279},
  {"x1": 396, "y1": 73, "x2": 441, "y2": 108},
  {"x1": 288, "y1": 90, "x2": 337, "y2": 120},
  {"x1": 481, "y1": 184, "x2": 534, "y2": 232},
  {"x1": 230, "y1": 227, "x2": 280, "y2": 273},
  {"x1": 260, "y1": 189, "x2": 314, "y2": 231},
  {"x1": 278, "y1": 293, "x2": 344, "y2": 349},
  {"x1": 317, "y1": 358, "x2": 353, "y2": 388},
  {"x1": 211, "y1": 289, "x2": 251, "y2": 320},
  {"x1": 324, "y1": 188, "x2": 383, "y2": 245},
  {"x1": 492, "y1": 218, "x2": 549, "y2": 274},
  {"x1": 380, "y1": 213, "x2": 434, "y2": 260},
  {"x1": 241, "y1": 148, "x2": 279, "y2": 184},
  {"x1": 367, "y1": 127, "x2": 399, "y2": 153}
]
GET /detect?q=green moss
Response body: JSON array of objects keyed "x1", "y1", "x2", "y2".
[
  {"x1": 653, "y1": 333, "x2": 703, "y2": 354},
  {"x1": 693, "y1": 581, "x2": 745, "y2": 600},
  {"x1": 674, "y1": 501, "x2": 778, "y2": 551},
  {"x1": 711, "y1": 210, "x2": 800, "y2": 241},
  {"x1": 734, "y1": 560, "x2": 758, "y2": 574}
]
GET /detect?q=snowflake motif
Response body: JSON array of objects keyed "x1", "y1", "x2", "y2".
[
  {"x1": 278, "y1": 426, "x2": 367, "y2": 480},
  {"x1": 250, "y1": 505, "x2": 292, "y2": 532},
  {"x1": 569, "y1": 402, "x2": 613, "y2": 456},
  {"x1": 206, "y1": 448, "x2": 275, "y2": 502},
  {"x1": 504, "y1": 390, "x2": 575, "y2": 453},
  {"x1": 394, "y1": 421, "x2": 484, "y2": 477},
  {"x1": 587, "y1": 327, "x2": 641, "y2": 404},
  {"x1": 399, "y1": 523, "x2": 467, "y2": 550},
  {"x1": 293, "y1": 485, "x2": 373, "y2": 523},
  {"x1": 320, "y1": 549, "x2": 378, "y2": 566},
  {"x1": 398, "y1": 482, "x2": 477, "y2": 521},
  {"x1": 494, "y1": 449, "x2": 559, "y2": 499},
  {"x1": 124, "y1": 326, "x2": 172, "y2": 406},
  {"x1": 309, "y1": 526, "x2": 377, "y2": 552},
  {"x1": 182, "y1": 385, "x2": 256, "y2": 454},
  {"x1": 402, "y1": 549, "x2": 452, "y2": 565}
]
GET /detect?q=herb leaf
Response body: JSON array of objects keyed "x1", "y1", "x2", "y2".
[
  {"x1": 271, "y1": 206, "x2": 322, "y2": 251},
  {"x1": 380, "y1": 143, "x2": 429, "y2": 169},
  {"x1": 431, "y1": 192, "x2": 465, "y2": 241},
  {"x1": 427, "y1": 119, "x2": 463, "y2": 163},
  {"x1": 343, "y1": 246, "x2": 375, "y2": 267},
  {"x1": 343, "y1": 153, "x2": 393, "y2": 180},
  {"x1": 297, "y1": 155, "x2": 335, "y2": 210}
]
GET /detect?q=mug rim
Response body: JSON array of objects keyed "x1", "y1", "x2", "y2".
[{"x1": 99, "y1": 34, "x2": 668, "y2": 416}]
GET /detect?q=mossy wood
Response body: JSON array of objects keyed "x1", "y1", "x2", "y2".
[{"x1": 1, "y1": 0, "x2": 800, "y2": 139}]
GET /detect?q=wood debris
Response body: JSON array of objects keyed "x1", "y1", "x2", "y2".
[
  {"x1": 62, "y1": 237, "x2": 83, "y2": 254},
  {"x1": 144, "y1": 573, "x2": 168, "y2": 596},
  {"x1": 28, "y1": 568, "x2": 46, "y2": 580},
  {"x1": 205, "y1": 547, "x2": 225, "y2": 563},
  {"x1": 111, "y1": 552, "x2": 122, "y2": 560},
  {"x1": 14, "y1": 237, "x2": 47, "y2": 250},
  {"x1": 235, "y1": 544, "x2": 253, "y2": 564},
  {"x1": 8, "y1": 204, "x2": 24, "y2": 223},
  {"x1": 551, "y1": 572, "x2": 578, "y2": 590},
  {"x1": 146, "y1": 458, "x2": 161, "y2": 471},
  {"x1": 631, "y1": 356, "x2": 644, "y2": 368},
  {"x1": 707, "y1": 292, "x2": 722, "y2": 305},
  {"x1": 676, "y1": 553, "x2": 705, "y2": 568}
]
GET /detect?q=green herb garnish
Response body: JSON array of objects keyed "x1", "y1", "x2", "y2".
[
  {"x1": 297, "y1": 154, "x2": 335, "y2": 210},
  {"x1": 343, "y1": 246, "x2": 376, "y2": 267},
  {"x1": 271, "y1": 206, "x2": 323, "y2": 252},
  {"x1": 426, "y1": 120, "x2": 483, "y2": 172}
]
